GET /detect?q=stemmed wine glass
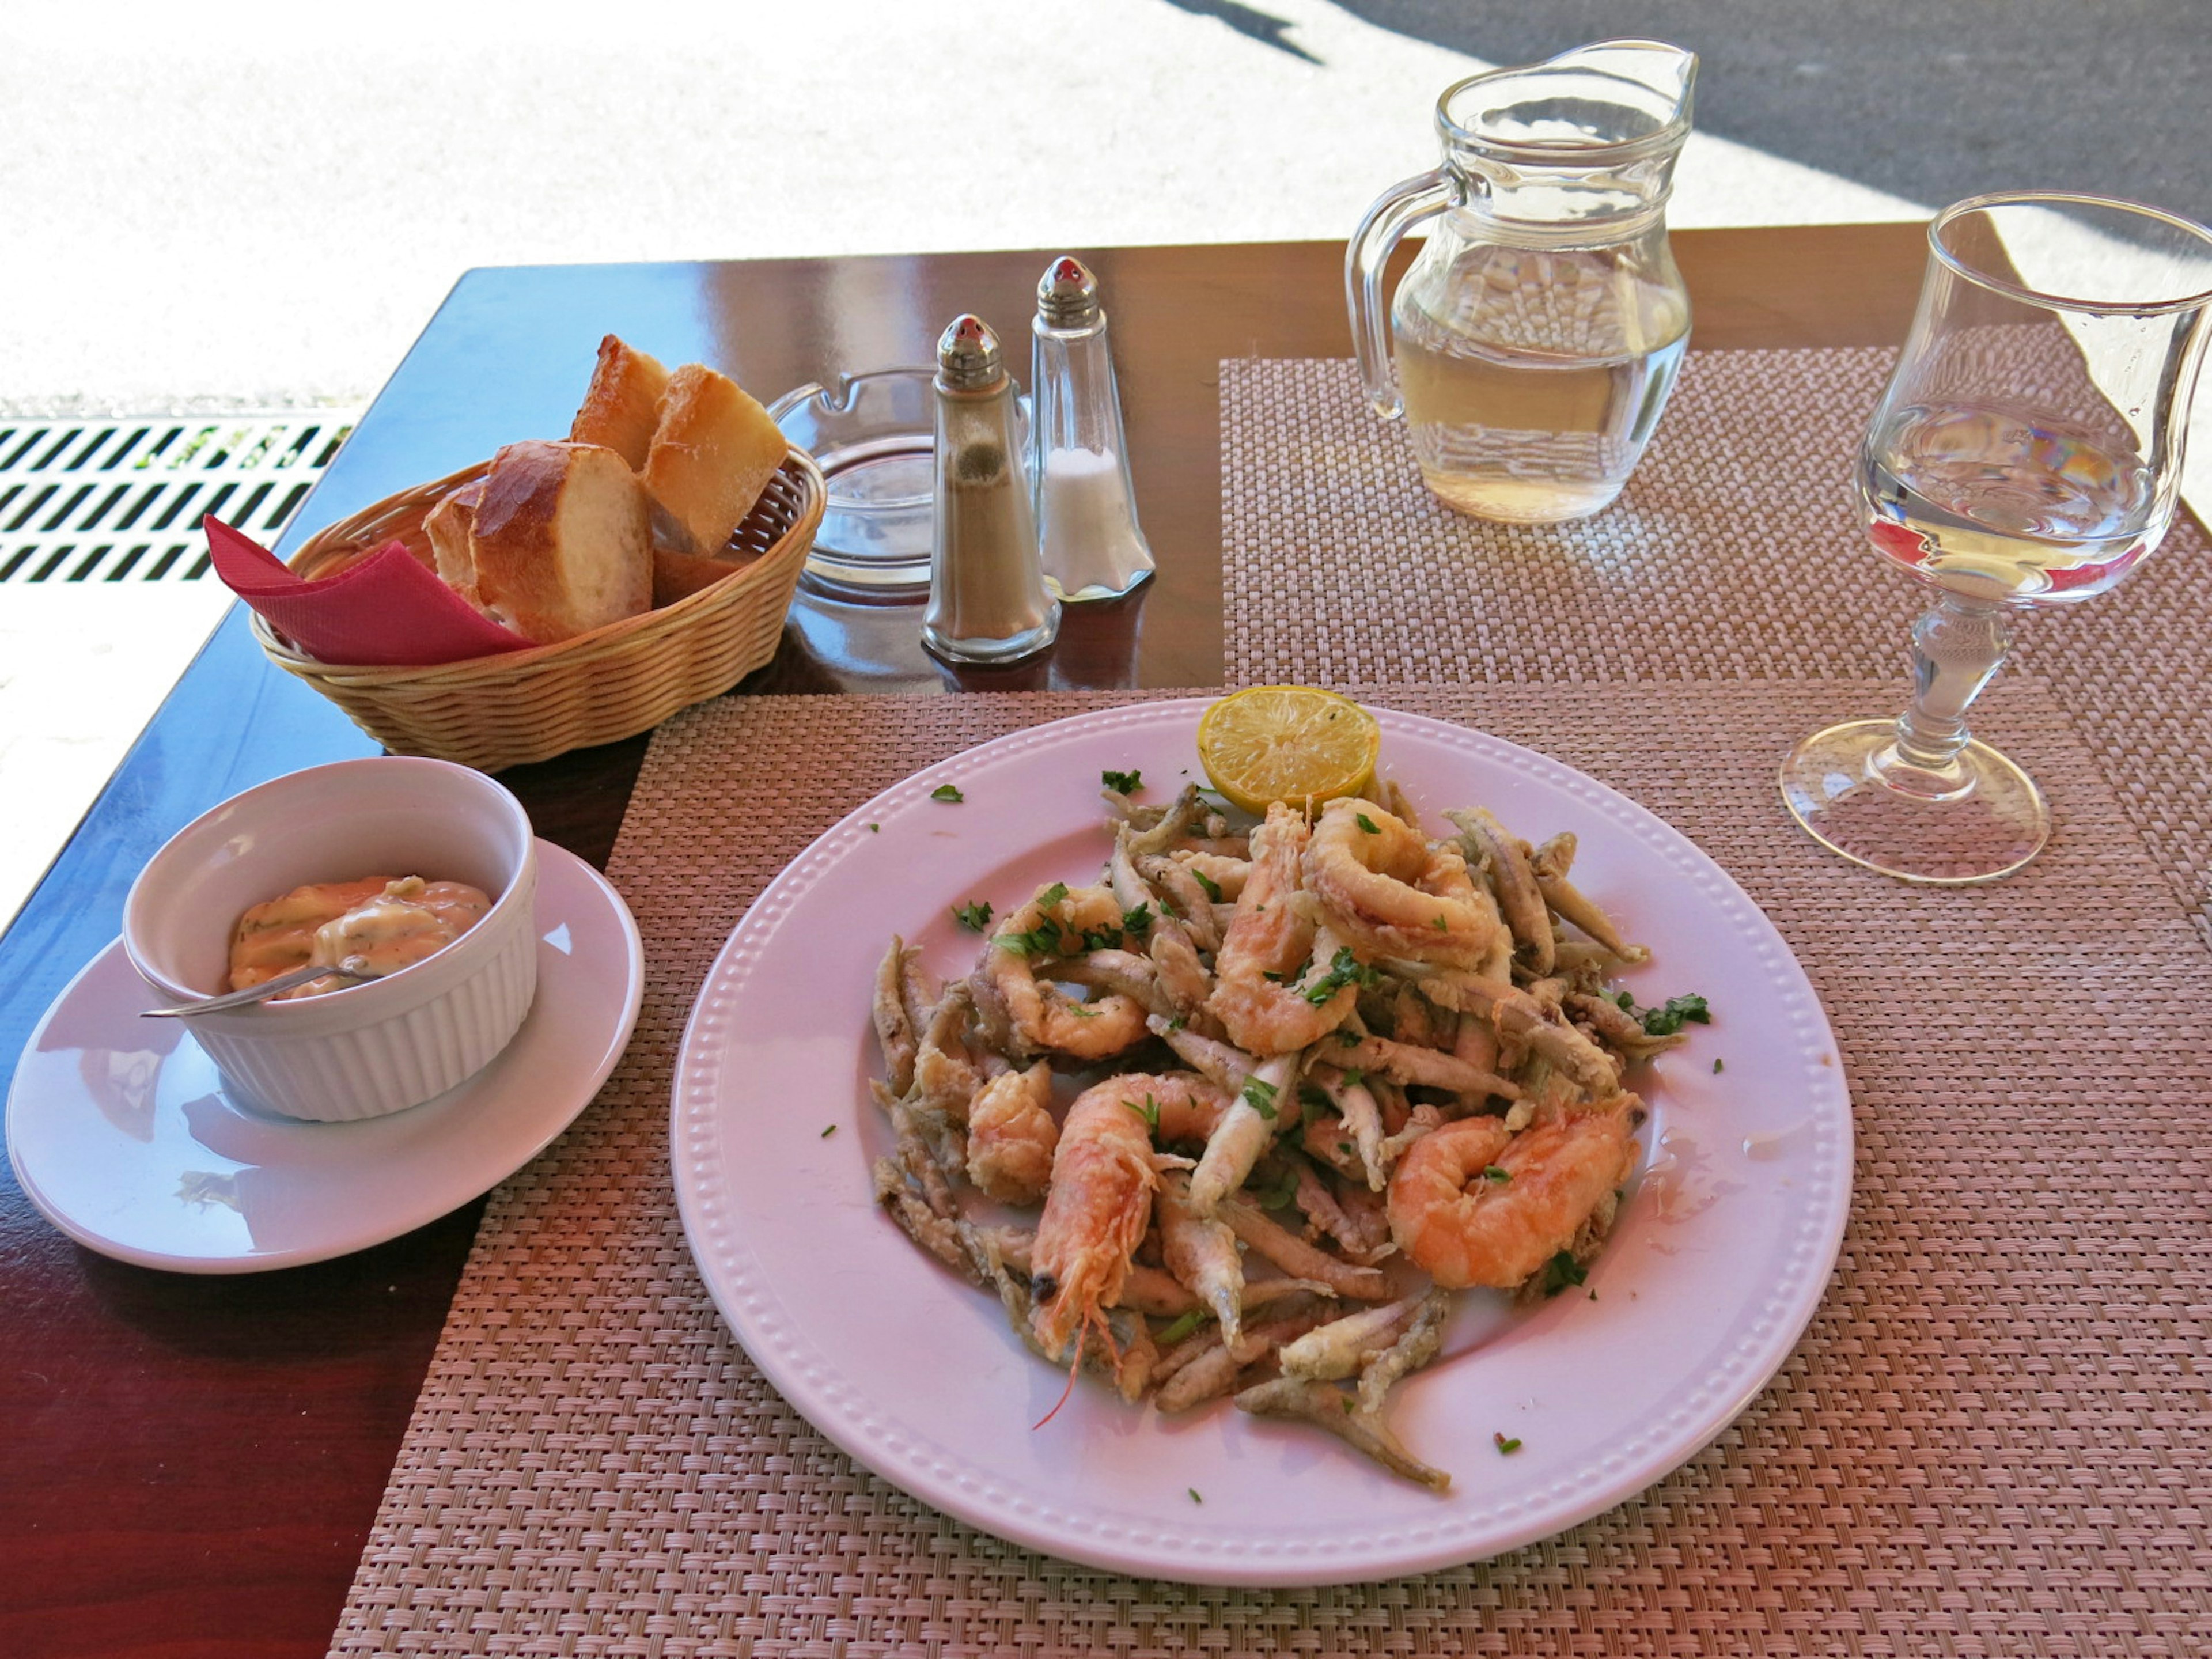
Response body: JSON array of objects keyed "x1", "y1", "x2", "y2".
[{"x1": 1781, "y1": 191, "x2": 2212, "y2": 884}]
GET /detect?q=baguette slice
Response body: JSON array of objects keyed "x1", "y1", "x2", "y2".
[
  {"x1": 468, "y1": 440, "x2": 652, "y2": 645},
  {"x1": 643, "y1": 362, "x2": 787, "y2": 556},
  {"x1": 651, "y1": 544, "x2": 761, "y2": 608},
  {"x1": 423, "y1": 478, "x2": 487, "y2": 598},
  {"x1": 570, "y1": 335, "x2": 672, "y2": 469}
]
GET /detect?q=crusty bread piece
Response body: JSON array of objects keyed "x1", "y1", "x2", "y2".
[
  {"x1": 467, "y1": 441, "x2": 652, "y2": 644},
  {"x1": 651, "y1": 544, "x2": 761, "y2": 608},
  {"x1": 570, "y1": 336, "x2": 672, "y2": 469},
  {"x1": 643, "y1": 363, "x2": 787, "y2": 556},
  {"x1": 423, "y1": 478, "x2": 487, "y2": 598}
]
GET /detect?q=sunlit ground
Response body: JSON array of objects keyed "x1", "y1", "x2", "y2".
[{"x1": 0, "y1": 0, "x2": 2202, "y2": 931}]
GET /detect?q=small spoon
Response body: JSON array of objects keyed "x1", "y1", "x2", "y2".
[{"x1": 141, "y1": 958, "x2": 374, "y2": 1018}]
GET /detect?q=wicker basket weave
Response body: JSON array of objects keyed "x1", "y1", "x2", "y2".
[{"x1": 252, "y1": 449, "x2": 824, "y2": 771}]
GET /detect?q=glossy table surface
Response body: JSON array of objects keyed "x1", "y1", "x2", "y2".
[{"x1": 0, "y1": 225, "x2": 1926, "y2": 1659}]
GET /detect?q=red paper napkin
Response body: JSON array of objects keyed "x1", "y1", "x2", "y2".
[{"x1": 205, "y1": 516, "x2": 531, "y2": 666}]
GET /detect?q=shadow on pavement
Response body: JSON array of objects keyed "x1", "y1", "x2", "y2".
[{"x1": 1338, "y1": 1, "x2": 2210, "y2": 228}]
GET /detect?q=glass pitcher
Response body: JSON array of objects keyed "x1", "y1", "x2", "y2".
[{"x1": 1347, "y1": 40, "x2": 1697, "y2": 524}]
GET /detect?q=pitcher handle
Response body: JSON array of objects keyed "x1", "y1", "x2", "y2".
[{"x1": 1346, "y1": 168, "x2": 1451, "y2": 420}]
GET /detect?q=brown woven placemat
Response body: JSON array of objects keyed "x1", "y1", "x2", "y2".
[
  {"x1": 332, "y1": 681, "x2": 2211, "y2": 1657},
  {"x1": 1222, "y1": 350, "x2": 2212, "y2": 945}
]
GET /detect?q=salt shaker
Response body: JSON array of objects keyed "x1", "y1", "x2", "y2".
[
  {"x1": 1031, "y1": 256, "x2": 1155, "y2": 601},
  {"x1": 922, "y1": 315, "x2": 1060, "y2": 665}
]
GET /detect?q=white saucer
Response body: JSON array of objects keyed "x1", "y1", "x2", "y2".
[{"x1": 6, "y1": 840, "x2": 642, "y2": 1274}]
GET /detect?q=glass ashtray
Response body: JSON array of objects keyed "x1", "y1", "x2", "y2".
[{"x1": 768, "y1": 367, "x2": 1029, "y2": 600}]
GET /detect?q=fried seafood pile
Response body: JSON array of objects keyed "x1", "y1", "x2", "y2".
[{"x1": 869, "y1": 779, "x2": 1699, "y2": 1490}]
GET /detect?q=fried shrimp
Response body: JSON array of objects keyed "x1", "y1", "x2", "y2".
[
  {"x1": 1207, "y1": 803, "x2": 1358, "y2": 1056},
  {"x1": 866, "y1": 720, "x2": 1706, "y2": 1491},
  {"x1": 1387, "y1": 1107, "x2": 1638, "y2": 1290},
  {"x1": 975, "y1": 883, "x2": 1149, "y2": 1062},
  {"x1": 967, "y1": 1062, "x2": 1059, "y2": 1205},
  {"x1": 1303, "y1": 800, "x2": 1497, "y2": 969},
  {"x1": 1028, "y1": 1071, "x2": 1230, "y2": 1359}
]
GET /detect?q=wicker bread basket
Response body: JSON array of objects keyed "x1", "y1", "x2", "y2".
[{"x1": 252, "y1": 448, "x2": 824, "y2": 771}]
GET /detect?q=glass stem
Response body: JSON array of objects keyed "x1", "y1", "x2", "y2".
[{"x1": 1881, "y1": 594, "x2": 2010, "y2": 793}]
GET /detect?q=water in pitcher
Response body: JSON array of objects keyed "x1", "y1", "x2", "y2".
[{"x1": 1393, "y1": 245, "x2": 1690, "y2": 523}]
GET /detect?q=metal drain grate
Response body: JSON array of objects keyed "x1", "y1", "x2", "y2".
[{"x1": 0, "y1": 412, "x2": 359, "y2": 586}]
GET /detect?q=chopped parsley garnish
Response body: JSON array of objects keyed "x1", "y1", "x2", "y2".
[
  {"x1": 1540, "y1": 1251, "x2": 1588, "y2": 1297},
  {"x1": 1190, "y1": 867, "x2": 1224, "y2": 904},
  {"x1": 1124, "y1": 1094, "x2": 1160, "y2": 1129},
  {"x1": 820, "y1": 1124, "x2": 838, "y2": 1138},
  {"x1": 930, "y1": 783, "x2": 964, "y2": 803},
  {"x1": 1713, "y1": 1057, "x2": 1725, "y2": 1074},
  {"x1": 1304, "y1": 946, "x2": 1382, "y2": 1005},
  {"x1": 1157, "y1": 894, "x2": 1181, "y2": 919},
  {"x1": 1298, "y1": 1084, "x2": 1332, "y2": 1125},
  {"x1": 952, "y1": 900, "x2": 993, "y2": 932},
  {"x1": 1037, "y1": 882, "x2": 1069, "y2": 910},
  {"x1": 997, "y1": 921, "x2": 1069, "y2": 957},
  {"x1": 1432, "y1": 914, "x2": 1449, "y2": 931},
  {"x1": 1101, "y1": 768, "x2": 1143, "y2": 794},
  {"x1": 866, "y1": 823, "x2": 880, "y2": 833},
  {"x1": 1252, "y1": 1166, "x2": 1300, "y2": 1210},
  {"x1": 1120, "y1": 903, "x2": 1153, "y2": 938},
  {"x1": 1355, "y1": 813, "x2": 1380, "y2": 835},
  {"x1": 1336, "y1": 1029, "x2": 1361, "y2": 1047},
  {"x1": 1611, "y1": 988, "x2": 1712, "y2": 1037},
  {"x1": 1187, "y1": 1487, "x2": 1203, "y2": 1504},
  {"x1": 1240, "y1": 1077, "x2": 1279, "y2": 1120},
  {"x1": 1164, "y1": 1014, "x2": 1187, "y2": 1033},
  {"x1": 1156, "y1": 1309, "x2": 1204, "y2": 1344},
  {"x1": 1340, "y1": 1067, "x2": 1364, "y2": 1088},
  {"x1": 1079, "y1": 926, "x2": 1123, "y2": 952},
  {"x1": 1494, "y1": 1433, "x2": 1522, "y2": 1455},
  {"x1": 1482, "y1": 1165, "x2": 1510, "y2": 1184}
]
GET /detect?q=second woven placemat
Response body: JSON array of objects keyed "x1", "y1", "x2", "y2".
[
  {"x1": 331, "y1": 681, "x2": 2211, "y2": 1657},
  {"x1": 1222, "y1": 350, "x2": 2212, "y2": 948}
]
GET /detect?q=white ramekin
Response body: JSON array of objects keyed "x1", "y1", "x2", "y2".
[{"x1": 122, "y1": 757, "x2": 539, "y2": 1122}]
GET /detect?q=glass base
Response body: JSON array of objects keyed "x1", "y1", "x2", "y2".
[{"x1": 1779, "y1": 718, "x2": 2049, "y2": 885}]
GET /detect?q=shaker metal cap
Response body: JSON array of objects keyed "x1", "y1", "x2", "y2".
[
  {"x1": 1037, "y1": 256, "x2": 1101, "y2": 328},
  {"x1": 936, "y1": 314, "x2": 1004, "y2": 391}
]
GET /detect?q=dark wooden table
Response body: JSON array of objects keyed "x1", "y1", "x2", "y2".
[{"x1": 0, "y1": 226, "x2": 1926, "y2": 1659}]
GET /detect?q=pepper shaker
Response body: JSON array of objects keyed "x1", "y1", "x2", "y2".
[
  {"x1": 1031, "y1": 256, "x2": 1155, "y2": 601},
  {"x1": 922, "y1": 315, "x2": 1060, "y2": 665}
]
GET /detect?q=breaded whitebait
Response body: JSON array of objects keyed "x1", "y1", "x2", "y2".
[
  {"x1": 1277, "y1": 1293, "x2": 1430, "y2": 1382},
  {"x1": 1355, "y1": 1287, "x2": 1452, "y2": 1415},
  {"x1": 1234, "y1": 1378, "x2": 1451, "y2": 1491},
  {"x1": 1155, "y1": 1310, "x2": 1328, "y2": 1414},
  {"x1": 1531, "y1": 832, "x2": 1650, "y2": 964},
  {"x1": 1308, "y1": 1065, "x2": 1387, "y2": 1190},
  {"x1": 1446, "y1": 806, "x2": 1552, "y2": 976},
  {"x1": 873, "y1": 938, "x2": 922, "y2": 1097},
  {"x1": 1215, "y1": 1195, "x2": 1394, "y2": 1301},
  {"x1": 1157, "y1": 1173, "x2": 1245, "y2": 1348}
]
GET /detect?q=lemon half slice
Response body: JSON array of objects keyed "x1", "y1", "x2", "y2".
[{"x1": 1196, "y1": 686, "x2": 1381, "y2": 815}]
